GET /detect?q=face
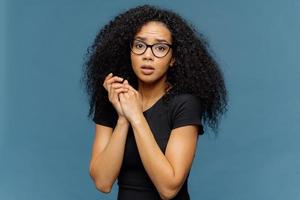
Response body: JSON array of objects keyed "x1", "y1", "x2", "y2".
[{"x1": 130, "y1": 21, "x2": 175, "y2": 84}]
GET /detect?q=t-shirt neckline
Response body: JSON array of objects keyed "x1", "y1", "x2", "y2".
[{"x1": 142, "y1": 94, "x2": 165, "y2": 114}]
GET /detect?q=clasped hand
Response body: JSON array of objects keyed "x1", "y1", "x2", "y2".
[{"x1": 103, "y1": 73, "x2": 143, "y2": 123}]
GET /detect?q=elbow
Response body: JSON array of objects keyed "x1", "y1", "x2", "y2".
[
  {"x1": 89, "y1": 170, "x2": 112, "y2": 194},
  {"x1": 159, "y1": 176, "x2": 185, "y2": 199},
  {"x1": 95, "y1": 181, "x2": 112, "y2": 193},
  {"x1": 159, "y1": 185, "x2": 180, "y2": 200},
  {"x1": 160, "y1": 191, "x2": 178, "y2": 200}
]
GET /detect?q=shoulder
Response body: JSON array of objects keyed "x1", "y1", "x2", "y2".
[
  {"x1": 169, "y1": 93, "x2": 201, "y2": 110},
  {"x1": 170, "y1": 93, "x2": 199, "y2": 101},
  {"x1": 93, "y1": 101, "x2": 118, "y2": 128},
  {"x1": 168, "y1": 93, "x2": 204, "y2": 135},
  {"x1": 168, "y1": 93, "x2": 202, "y2": 120}
]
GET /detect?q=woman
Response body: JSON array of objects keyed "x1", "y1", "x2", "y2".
[{"x1": 82, "y1": 4, "x2": 228, "y2": 200}]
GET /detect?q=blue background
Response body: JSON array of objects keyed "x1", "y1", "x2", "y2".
[{"x1": 1, "y1": 0, "x2": 299, "y2": 199}]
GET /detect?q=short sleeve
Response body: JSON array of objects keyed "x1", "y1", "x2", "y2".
[
  {"x1": 93, "y1": 101, "x2": 118, "y2": 128},
  {"x1": 171, "y1": 94, "x2": 204, "y2": 135}
]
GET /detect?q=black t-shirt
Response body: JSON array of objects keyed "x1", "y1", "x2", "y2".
[{"x1": 93, "y1": 93, "x2": 204, "y2": 200}]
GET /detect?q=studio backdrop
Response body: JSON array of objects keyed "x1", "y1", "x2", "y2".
[{"x1": 0, "y1": 0, "x2": 299, "y2": 199}]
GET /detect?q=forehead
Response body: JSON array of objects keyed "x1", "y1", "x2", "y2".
[{"x1": 134, "y1": 21, "x2": 172, "y2": 43}]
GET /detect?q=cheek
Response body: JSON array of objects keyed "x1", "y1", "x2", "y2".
[
  {"x1": 157, "y1": 57, "x2": 172, "y2": 71},
  {"x1": 130, "y1": 54, "x2": 141, "y2": 74},
  {"x1": 130, "y1": 53, "x2": 172, "y2": 74},
  {"x1": 130, "y1": 54, "x2": 138, "y2": 67},
  {"x1": 130, "y1": 53, "x2": 139, "y2": 63}
]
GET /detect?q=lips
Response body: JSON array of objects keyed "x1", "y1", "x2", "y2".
[
  {"x1": 141, "y1": 65, "x2": 155, "y2": 70},
  {"x1": 140, "y1": 65, "x2": 155, "y2": 75}
]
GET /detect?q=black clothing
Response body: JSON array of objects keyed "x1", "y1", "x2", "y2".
[{"x1": 93, "y1": 93, "x2": 204, "y2": 200}]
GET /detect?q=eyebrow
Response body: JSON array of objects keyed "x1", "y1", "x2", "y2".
[{"x1": 135, "y1": 36, "x2": 170, "y2": 43}]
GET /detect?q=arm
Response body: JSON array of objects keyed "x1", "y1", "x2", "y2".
[
  {"x1": 130, "y1": 115, "x2": 199, "y2": 199},
  {"x1": 89, "y1": 116, "x2": 130, "y2": 193}
]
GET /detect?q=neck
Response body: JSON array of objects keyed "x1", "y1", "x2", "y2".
[{"x1": 138, "y1": 76, "x2": 171, "y2": 103}]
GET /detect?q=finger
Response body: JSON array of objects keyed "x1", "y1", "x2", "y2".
[
  {"x1": 106, "y1": 76, "x2": 123, "y2": 90},
  {"x1": 123, "y1": 80, "x2": 139, "y2": 95},
  {"x1": 104, "y1": 72, "x2": 113, "y2": 81},
  {"x1": 108, "y1": 81, "x2": 113, "y2": 100},
  {"x1": 110, "y1": 84, "x2": 128, "y2": 102},
  {"x1": 128, "y1": 89, "x2": 135, "y2": 96},
  {"x1": 111, "y1": 82, "x2": 127, "y2": 89},
  {"x1": 124, "y1": 92, "x2": 130, "y2": 98},
  {"x1": 107, "y1": 76, "x2": 124, "y2": 85},
  {"x1": 122, "y1": 80, "x2": 134, "y2": 90},
  {"x1": 119, "y1": 92, "x2": 124, "y2": 102},
  {"x1": 104, "y1": 76, "x2": 124, "y2": 91},
  {"x1": 103, "y1": 73, "x2": 113, "y2": 88},
  {"x1": 114, "y1": 87, "x2": 129, "y2": 94}
]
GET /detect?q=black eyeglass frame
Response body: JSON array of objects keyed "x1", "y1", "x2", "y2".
[{"x1": 130, "y1": 39, "x2": 173, "y2": 58}]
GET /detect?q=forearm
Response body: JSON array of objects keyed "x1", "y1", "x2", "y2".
[
  {"x1": 130, "y1": 114, "x2": 176, "y2": 197},
  {"x1": 91, "y1": 117, "x2": 129, "y2": 190}
]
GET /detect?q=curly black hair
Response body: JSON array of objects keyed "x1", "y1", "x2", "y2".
[{"x1": 81, "y1": 4, "x2": 228, "y2": 136}]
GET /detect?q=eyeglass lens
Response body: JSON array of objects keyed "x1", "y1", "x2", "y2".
[{"x1": 131, "y1": 40, "x2": 170, "y2": 57}]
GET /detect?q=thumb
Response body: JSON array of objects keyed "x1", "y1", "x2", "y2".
[{"x1": 123, "y1": 80, "x2": 138, "y2": 94}]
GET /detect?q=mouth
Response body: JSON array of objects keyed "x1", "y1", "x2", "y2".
[
  {"x1": 141, "y1": 65, "x2": 155, "y2": 70},
  {"x1": 140, "y1": 65, "x2": 155, "y2": 75}
]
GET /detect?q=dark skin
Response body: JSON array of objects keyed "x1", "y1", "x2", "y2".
[
  {"x1": 93, "y1": 21, "x2": 199, "y2": 199},
  {"x1": 103, "y1": 21, "x2": 175, "y2": 121}
]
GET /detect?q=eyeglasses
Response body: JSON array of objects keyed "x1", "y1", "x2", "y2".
[{"x1": 130, "y1": 39, "x2": 173, "y2": 58}]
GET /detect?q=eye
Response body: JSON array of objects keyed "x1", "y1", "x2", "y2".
[
  {"x1": 136, "y1": 44, "x2": 143, "y2": 48},
  {"x1": 155, "y1": 44, "x2": 168, "y2": 52},
  {"x1": 133, "y1": 41, "x2": 145, "y2": 49}
]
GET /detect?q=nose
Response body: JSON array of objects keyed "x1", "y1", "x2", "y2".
[{"x1": 142, "y1": 46, "x2": 154, "y2": 60}]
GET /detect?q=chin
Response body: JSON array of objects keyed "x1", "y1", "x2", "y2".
[
  {"x1": 138, "y1": 74, "x2": 166, "y2": 86},
  {"x1": 138, "y1": 77, "x2": 157, "y2": 84}
]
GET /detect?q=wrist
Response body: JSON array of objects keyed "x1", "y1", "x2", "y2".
[
  {"x1": 118, "y1": 116, "x2": 129, "y2": 125},
  {"x1": 130, "y1": 113, "x2": 144, "y2": 126}
]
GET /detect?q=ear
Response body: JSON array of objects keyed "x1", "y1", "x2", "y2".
[{"x1": 170, "y1": 57, "x2": 175, "y2": 67}]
